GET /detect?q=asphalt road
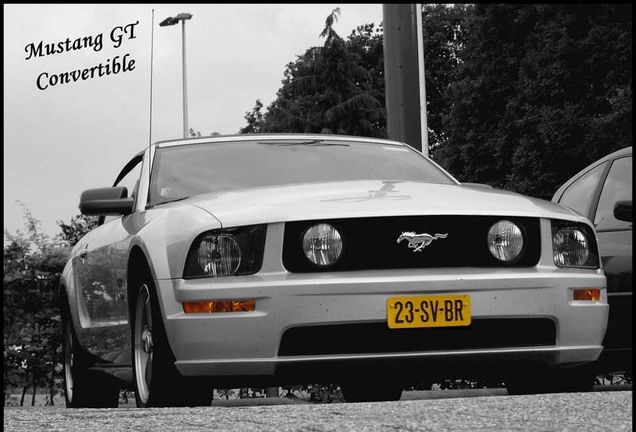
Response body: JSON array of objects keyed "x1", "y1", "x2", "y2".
[{"x1": 4, "y1": 389, "x2": 632, "y2": 432}]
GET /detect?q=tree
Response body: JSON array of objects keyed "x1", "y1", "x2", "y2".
[
  {"x1": 4, "y1": 204, "x2": 102, "y2": 406},
  {"x1": 4, "y1": 204, "x2": 70, "y2": 406},
  {"x1": 319, "y1": 7, "x2": 342, "y2": 45},
  {"x1": 420, "y1": 4, "x2": 473, "y2": 155},
  {"x1": 56, "y1": 214, "x2": 99, "y2": 247},
  {"x1": 344, "y1": 22, "x2": 386, "y2": 134},
  {"x1": 243, "y1": 6, "x2": 474, "y2": 142},
  {"x1": 189, "y1": 128, "x2": 220, "y2": 137},
  {"x1": 238, "y1": 99, "x2": 265, "y2": 134},
  {"x1": 258, "y1": 8, "x2": 385, "y2": 137},
  {"x1": 435, "y1": 4, "x2": 632, "y2": 198}
]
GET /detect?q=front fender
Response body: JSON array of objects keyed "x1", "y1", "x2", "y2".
[{"x1": 128, "y1": 204, "x2": 222, "y2": 282}]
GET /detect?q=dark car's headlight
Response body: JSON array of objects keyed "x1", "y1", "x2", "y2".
[
  {"x1": 183, "y1": 225, "x2": 266, "y2": 278},
  {"x1": 551, "y1": 220, "x2": 599, "y2": 268}
]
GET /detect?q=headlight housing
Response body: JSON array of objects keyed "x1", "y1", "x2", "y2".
[
  {"x1": 302, "y1": 223, "x2": 344, "y2": 267},
  {"x1": 487, "y1": 220, "x2": 525, "y2": 263},
  {"x1": 551, "y1": 220, "x2": 599, "y2": 268},
  {"x1": 184, "y1": 225, "x2": 266, "y2": 278}
]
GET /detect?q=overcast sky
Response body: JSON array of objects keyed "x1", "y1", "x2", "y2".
[{"x1": 3, "y1": 3, "x2": 384, "y2": 242}]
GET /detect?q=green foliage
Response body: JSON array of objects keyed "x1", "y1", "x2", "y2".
[
  {"x1": 435, "y1": 4, "x2": 632, "y2": 199},
  {"x1": 319, "y1": 7, "x2": 342, "y2": 43},
  {"x1": 56, "y1": 214, "x2": 99, "y2": 247},
  {"x1": 256, "y1": 8, "x2": 385, "y2": 137},
  {"x1": 246, "y1": 4, "x2": 630, "y2": 201},
  {"x1": 4, "y1": 204, "x2": 71, "y2": 405},
  {"x1": 239, "y1": 99, "x2": 265, "y2": 134},
  {"x1": 346, "y1": 23, "x2": 386, "y2": 133},
  {"x1": 307, "y1": 384, "x2": 345, "y2": 403},
  {"x1": 216, "y1": 388, "x2": 236, "y2": 400},
  {"x1": 242, "y1": 6, "x2": 474, "y2": 143},
  {"x1": 4, "y1": 205, "x2": 99, "y2": 405},
  {"x1": 421, "y1": 4, "x2": 474, "y2": 154},
  {"x1": 190, "y1": 128, "x2": 221, "y2": 137}
]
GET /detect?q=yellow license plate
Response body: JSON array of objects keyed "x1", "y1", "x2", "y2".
[{"x1": 387, "y1": 295, "x2": 471, "y2": 329}]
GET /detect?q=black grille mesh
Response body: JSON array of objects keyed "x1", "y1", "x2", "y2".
[
  {"x1": 283, "y1": 216, "x2": 541, "y2": 272},
  {"x1": 278, "y1": 319, "x2": 556, "y2": 356}
]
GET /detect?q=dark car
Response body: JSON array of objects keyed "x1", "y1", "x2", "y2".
[{"x1": 553, "y1": 146, "x2": 632, "y2": 378}]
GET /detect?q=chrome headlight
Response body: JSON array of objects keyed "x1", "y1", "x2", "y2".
[
  {"x1": 184, "y1": 225, "x2": 266, "y2": 278},
  {"x1": 552, "y1": 221, "x2": 598, "y2": 268},
  {"x1": 487, "y1": 220, "x2": 524, "y2": 262},
  {"x1": 302, "y1": 223, "x2": 343, "y2": 267}
]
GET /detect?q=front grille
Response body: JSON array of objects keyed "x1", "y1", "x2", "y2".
[
  {"x1": 278, "y1": 319, "x2": 556, "y2": 356},
  {"x1": 283, "y1": 216, "x2": 541, "y2": 272}
]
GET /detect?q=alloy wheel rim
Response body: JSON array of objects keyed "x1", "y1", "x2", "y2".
[{"x1": 134, "y1": 284, "x2": 153, "y2": 404}]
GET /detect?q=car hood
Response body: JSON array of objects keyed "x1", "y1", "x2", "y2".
[{"x1": 178, "y1": 180, "x2": 580, "y2": 228}]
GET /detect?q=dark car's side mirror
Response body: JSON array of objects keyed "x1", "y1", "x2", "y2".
[
  {"x1": 613, "y1": 200, "x2": 632, "y2": 223},
  {"x1": 79, "y1": 186, "x2": 134, "y2": 216}
]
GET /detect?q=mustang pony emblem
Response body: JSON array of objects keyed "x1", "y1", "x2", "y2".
[{"x1": 397, "y1": 231, "x2": 448, "y2": 252}]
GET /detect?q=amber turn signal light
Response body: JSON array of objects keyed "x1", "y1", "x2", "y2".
[
  {"x1": 183, "y1": 299, "x2": 256, "y2": 313},
  {"x1": 573, "y1": 289, "x2": 601, "y2": 301}
]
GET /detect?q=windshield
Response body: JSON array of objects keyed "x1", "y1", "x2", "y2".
[{"x1": 148, "y1": 139, "x2": 455, "y2": 206}]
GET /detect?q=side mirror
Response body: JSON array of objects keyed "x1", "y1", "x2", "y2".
[
  {"x1": 79, "y1": 187, "x2": 134, "y2": 216},
  {"x1": 613, "y1": 200, "x2": 632, "y2": 222}
]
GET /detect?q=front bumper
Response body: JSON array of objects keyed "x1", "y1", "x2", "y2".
[{"x1": 156, "y1": 265, "x2": 607, "y2": 384}]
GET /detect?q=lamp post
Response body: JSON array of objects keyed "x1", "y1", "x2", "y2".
[{"x1": 159, "y1": 13, "x2": 193, "y2": 139}]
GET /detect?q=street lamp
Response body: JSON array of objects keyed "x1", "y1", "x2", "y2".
[{"x1": 160, "y1": 13, "x2": 193, "y2": 139}]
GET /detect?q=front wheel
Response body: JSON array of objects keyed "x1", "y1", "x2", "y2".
[
  {"x1": 132, "y1": 279, "x2": 212, "y2": 407},
  {"x1": 62, "y1": 300, "x2": 120, "y2": 408}
]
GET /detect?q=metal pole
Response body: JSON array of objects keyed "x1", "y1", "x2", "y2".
[
  {"x1": 181, "y1": 19, "x2": 188, "y2": 138},
  {"x1": 382, "y1": 4, "x2": 422, "y2": 151},
  {"x1": 415, "y1": 4, "x2": 429, "y2": 157},
  {"x1": 149, "y1": 9, "x2": 155, "y2": 148}
]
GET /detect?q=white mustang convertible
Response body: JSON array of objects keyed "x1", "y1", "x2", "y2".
[{"x1": 60, "y1": 134, "x2": 608, "y2": 407}]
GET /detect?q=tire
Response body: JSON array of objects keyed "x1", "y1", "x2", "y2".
[
  {"x1": 341, "y1": 377, "x2": 404, "y2": 403},
  {"x1": 132, "y1": 278, "x2": 212, "y2": 407},
  {"x1": 506, "y1": 363, "x2": 597, "y2": 395},
  {"x1": 62, "y1": 299, "x2": 120, "y2": 408}
]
